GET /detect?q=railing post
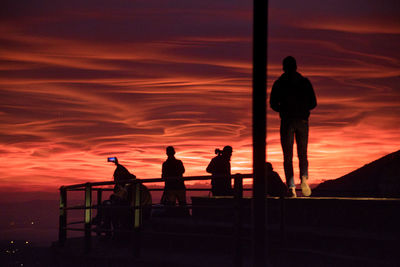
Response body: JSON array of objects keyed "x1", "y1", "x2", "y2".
[
  {"x1": 97, "y1": 188, "x2": 103, "y2": 207},
  {"x1": 59, "y1": 186, "x2": 67, "y2": 246},
  {"x1": 84, "y1": 183, "x2": 92, "y2": 253},
  {"x1": 132, "y1": 181, "x2": 142, "y2": 257},
  {"x1": 234, "y1": 174, "x2": 244, "y2": 267}
]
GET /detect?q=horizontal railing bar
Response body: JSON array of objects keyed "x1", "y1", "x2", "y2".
[
  {"x1": 64, "y1": 227, "x2": 85, "y2": 231},
  {"x1": 64, "y1": 205, "x2": 86, "y2": 210},
  {"x1": 147, "y1": 188, "x2": 252, "y2": 191},
  {"x1": 67, "y1": 188, "x2": 86, "y2": 191},
  {"x1": 67, "y1": 221, "x2": 85, "y2": 225},
  {"x1": 63, "y1": 204, "x2": 239, "y2": 211},
  {"x1": 151, "y1": 205, "x2": 234, "y2": 210},
  {"x1": 93, "y1": 188, "x2": 113, "y2": 191},
  {"x1": 67, "y1": 187, "x2": 114, "y2": 191},
  {"x1": 61, "y1": 173, "x2": 253, "y2": 190}
]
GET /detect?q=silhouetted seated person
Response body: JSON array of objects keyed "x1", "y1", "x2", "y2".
[
  {"x1": 161, "y1": 146, "x2": 189, "y2": 216},
  {"x1": 265, "y1": 162, "x2": 287, "y2": 197},
  {"x1": 206, "y1": 146, "x2": 234, "y2": 196}
]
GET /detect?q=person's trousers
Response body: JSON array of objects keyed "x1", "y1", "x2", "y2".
[
  {"x1": 165, "y1": 189, "x2": 187, "y2": 206},
  {"x1": 280, "y1": 118, "x2": 309, "y2": 188}
]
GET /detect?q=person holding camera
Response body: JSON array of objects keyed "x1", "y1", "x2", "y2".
[{"x1": 206, "y1": 146, "x2": 234, "y2": 196}]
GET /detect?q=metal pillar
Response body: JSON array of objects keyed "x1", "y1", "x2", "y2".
[
  {"x1": 97, "y1": 188, "x2": 103, "y2": 207},
  {"x1": 84, "y1": 183, "x2": 92, "y2": 253},
  {"x1": 252, "y1": 0, "x2": 268, "y2": 266},
  {"x1": 132, "y1": 181, "x2": 142, "y2": 257},
  {"x1": 234, "y1": 175, "x2": 244, "y2": 267},
  {"x1": 58, "y1": 186, "x2": 67, "y2": 246}
]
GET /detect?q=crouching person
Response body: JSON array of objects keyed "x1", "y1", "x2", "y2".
[
  {"x1": 93, "y1": 157, "x2": 140, "y2": 240},
  {"x1": 265, "y1": 162, "x2": 287, "y2": 197}
]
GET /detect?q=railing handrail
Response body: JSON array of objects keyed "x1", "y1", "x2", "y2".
[{"x1": 60, "y1": 173, "x2": 253, "y2": 190}]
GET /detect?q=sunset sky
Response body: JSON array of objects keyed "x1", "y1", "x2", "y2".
[{"x1": 1, "y1": 0, "x2": 399, "y2": 195}]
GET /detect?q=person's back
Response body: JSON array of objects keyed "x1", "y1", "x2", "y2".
[
  {"x1": 162, "y1": 146, "x2": 187, "y2": 208},
  {"x1": 206, "y1": 146, "x2": 233, "y2": 196},
  {"x1": 270, "y1": 71, "x2": 316, "y2": 120},
  {"x1": 269, "y1": 56, "x2": 316, "y2": 197},
  {"x1": 207, "y1": 154, "x2": 231, "y2": 177},
  {"x1": 162, "y1": 157, "x2": 185, "y2": 190}
]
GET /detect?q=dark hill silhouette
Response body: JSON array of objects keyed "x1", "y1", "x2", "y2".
[{"x1": 313, "y1": 150, "x2": 400, "y2": 197}]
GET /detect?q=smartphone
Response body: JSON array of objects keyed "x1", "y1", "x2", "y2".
[{"x1": 107, "y1": 157, "x2": 117, "y2": 163}]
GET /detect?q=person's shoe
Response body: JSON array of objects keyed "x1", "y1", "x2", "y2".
[
  {"x1": 301, "y1": 177, "x2": 311, "y2": 197},
  {"x1": 288, "y1": 187, "x2": 297, "y2": 198}
]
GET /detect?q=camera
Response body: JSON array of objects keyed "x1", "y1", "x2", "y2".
[{"x1": 215, "y1": 148, "x2": 222, "y2": 155}]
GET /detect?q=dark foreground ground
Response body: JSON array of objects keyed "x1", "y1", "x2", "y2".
[
  {"x1": 2, "y1": 197, "x2": 398, "y2": 267},
  {"x1": 1, "y1": 224, "x2": 397, "y2": 267}
]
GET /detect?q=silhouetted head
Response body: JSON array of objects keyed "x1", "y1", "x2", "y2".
[
  {"x1": 222, "y1": 145, "x2": 233, "y2": 160},
  {"x1": 282, "y1": 56, "x2": 297, "y2": 73},
  {"x1": 266, "y1": 162, "x2": 273, "y2": 172},
  {"x1": 166, "y1": 146, "x2": 175, "y2": 157}
]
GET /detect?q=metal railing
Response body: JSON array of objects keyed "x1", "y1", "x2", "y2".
[
  {"x1": 58, "y1": 174, "x2": 253, "y2": 264},
  {"x1": 58, "y1": 175, "x2": 400, "y2": 266}
]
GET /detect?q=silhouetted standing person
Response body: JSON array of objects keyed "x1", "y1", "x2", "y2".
[
  {"x1": 206, "y1": 146, "x2": 233, "y2": 196},
  {"x1": 270, "y1": 56, "x2": 317, "y2": 197},
  {"x1": 162, "y1": 146, "x2": 186, "y2": 206}
]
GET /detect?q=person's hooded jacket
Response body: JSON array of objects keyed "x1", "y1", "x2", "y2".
[{"x1": 270, "y1": 71, "x2": 317, "y2": 120}]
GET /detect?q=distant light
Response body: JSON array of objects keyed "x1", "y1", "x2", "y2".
[
  {"x1": 31, "y1": 221, "x2": 34, "y2": 225},
  {"x1": 10, "y1": 241, "x2": 14, "y2": 244},
  {"x1": 25, "y1": 241, "x2": 29, "y2": 244}
]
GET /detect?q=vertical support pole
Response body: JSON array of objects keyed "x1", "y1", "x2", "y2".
[
  {"x1": 253, "y1": 0, "x2": 268, "y2": 266},
  {"x1": 59, "y1": 186, "x2": 67, "y2": 246},
  {"x1": 97, "y1": 188, "x2": 103, "y2": 207},
  {"x1": 234, "y1": 175, "x2": 244, "y2": 267},
  {"x1": 93, "y1": 188, "x2": 102, "y2": 231},
  {"x1": 133, "y1": 182, "x2": 142, "y2": 229},
  {"x1": 132, "y1": 181, "x2": 142, "y2": 257},
  {"x1": 84, "y1": 183, "x2": 92, "y2": 253}
]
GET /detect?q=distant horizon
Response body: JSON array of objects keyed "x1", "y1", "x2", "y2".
[{"x1": 1, "y1": 145, "x2": 396, "y2": 203}]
